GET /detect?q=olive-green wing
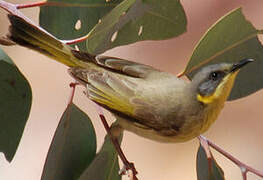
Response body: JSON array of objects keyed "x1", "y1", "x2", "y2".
[
  {"x1": 83, "y1": 70, "x2": 181, "y2": 135},
  {"x1": 70, "y1": 57, "x2": 183, "y2": 135},
  {"x1": 69, "y1": 56, "x2": 161, "y2": 124},
  {"x1": 87, "y1": 70, "x2": 138, "y2": 116}
]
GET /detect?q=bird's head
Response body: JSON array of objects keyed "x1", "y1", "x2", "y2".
[{"x1": 192, "y1": 59, "x2": 254, "y2": 104}]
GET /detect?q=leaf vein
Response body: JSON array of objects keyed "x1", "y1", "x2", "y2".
[{"x1": 146, "y1": 10, "x2": 177, "y2": 25}]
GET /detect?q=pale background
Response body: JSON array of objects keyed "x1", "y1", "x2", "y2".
[{"x1": 0, "y1": 0, "x2": 263, "y2": 180}]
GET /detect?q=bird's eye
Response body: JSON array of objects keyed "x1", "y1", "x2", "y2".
[{"x1": 209, "y1": 72, "x2": 220, "y2": 80}]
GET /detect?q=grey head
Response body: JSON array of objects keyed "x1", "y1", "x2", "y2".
[{"x1": 191, "y1": 59, "x2": 254, "y2": 97}]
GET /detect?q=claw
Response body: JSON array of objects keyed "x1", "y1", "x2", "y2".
[
  {"x1": 119, "y1": 162, "x2": 138, "y2": 179},
  {"x1": 119, "y1": 165, "x2": 128, "y2": 175}
]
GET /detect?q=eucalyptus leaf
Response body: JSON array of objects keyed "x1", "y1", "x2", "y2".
[
  {"x1": 196, "y1": 145, "x2": 225, "y2": 180},
  {"x1": 41, "y1": 103, "x2": 96, "y2": 180},
  {"x1": 39, "y1": 0, "x2": 186, "y2": 54},
  {"x1": 183, "y1": 8, "x2": 263, "y2": 100},
  {"x1": 78, "y1": 134, "x2": 122, "y2": 180},
  {"x1": 39, "y1": 0, "x2": 122, "y2": 51},
  {"x1": 86, "y1": 0, "x2": 187, "y2": 54},
  {"x1": 0, "y1": 47, "x2": 32, "y2": 162}
]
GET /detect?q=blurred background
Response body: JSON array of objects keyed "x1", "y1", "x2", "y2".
[{"x1": 0, "y1": 0, "x2": 263, "y2": 179}]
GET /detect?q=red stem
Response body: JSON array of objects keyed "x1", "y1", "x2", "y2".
[
  {"x1": 199, "y1": 135, "x2": 263, "y2": 179},
  {"x1": 177, "y1": 71, "x2": 184, "y2": 78},
  {"x1": 63, "y1": 34, "x2": 90, "y2": 45},
  {"x1": 241, "y1": 167, "x2": 248, "y2": 180},
  {"x1": 68, "y1": 82, "x2": 78, "y2": 105},
  {"x1": 16, "y1": 1, "x2": 47, "y2": 9}
]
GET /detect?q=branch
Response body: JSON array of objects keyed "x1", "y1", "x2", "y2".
[{"x1": 199, "y1": 135, "x2": 263, "y2": 180}]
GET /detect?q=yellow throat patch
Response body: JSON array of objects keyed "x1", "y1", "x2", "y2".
[{"x1": 197, "y1": 71, "x2": 239, "y2": 104}]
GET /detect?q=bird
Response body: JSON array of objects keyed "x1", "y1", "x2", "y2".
[
  {"x1": 4, "y1": 14, "x2": 253, "y2": 143},
  {"x1": 3, "y1": 14, "x2": 253, "y2": 175}
]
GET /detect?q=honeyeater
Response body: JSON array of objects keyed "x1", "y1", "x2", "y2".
[{"x1": 4, "y1": 14, "x2": 253, "y2": 143}]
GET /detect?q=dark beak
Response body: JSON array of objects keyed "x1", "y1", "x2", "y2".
[{"x1": 230, "y1": 59, "x2": 254, "y2": 72}]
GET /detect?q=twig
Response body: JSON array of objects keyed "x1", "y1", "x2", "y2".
[
  {"x1": 199, "y1": 135, "x2": 263, "y2": 180},
  {"x1": 177, "y1": 71, "x2": 184, "y2": 78},
  {"x1": 241, "y1": 167, "x2": 248, "y2": 180},
  {"x1": 198, "y1": 136, "x2": 212, "y2": 159},
  {"x1": 16, "y1": 1, "x2": 47, "y2": 9},
  {"x1": 98, "y1": 113, "x2": 138, "y2": 180},
  {"x1": 62, "y1": 34, "x2": 90, "y2": 45},
  {"x1": 68, "y1": 82, "x2": 79, "y2": 105}
]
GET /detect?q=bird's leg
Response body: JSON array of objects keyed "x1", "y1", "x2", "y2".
[
  {"x1": 99, "y1": 114, "x2": 138, "y2": 180},
  {"x1": 109, "y1": 123, "x2": 138, "y2": 177}
]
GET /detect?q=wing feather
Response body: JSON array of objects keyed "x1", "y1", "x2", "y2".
[
  {"x1": 87, "y1": 71, "x2": 136, "y2": 116},
  {"x1": 71, "y1": 50, "x2": 160, "y2": 78},
  {"x1": 69, "y1": 57, "x2": 182, "y2": 135}
]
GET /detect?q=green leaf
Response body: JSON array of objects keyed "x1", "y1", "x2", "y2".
[
  {"x1": 0, "y1": 47, "x2": 32, "y2": 162},
  {"x1": 183, "y1": 8, "x2": 263, "y2": 100},
  {"x1": 86, "y1": 0, "x2": 187, "y2": 54},
  {"x1": 39, "y1": 0, "x2": 122, "y2": 51},
  {"x1": 41, "y1": 103, "x2": 96, "y2": 180},
  {"x1": 39, "y1": 0, "x2": 186, "y2": 54},
  {"x1": 196, "y1": 145, "x2": 225, "y2": 180},
  {"x1": 78, "y1": 134, "x2": 122, "y2": 180}
]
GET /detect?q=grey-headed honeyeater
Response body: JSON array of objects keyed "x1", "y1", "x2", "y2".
[{"x1": 4, "y1": 14, "x2": 253, "y2": 167}]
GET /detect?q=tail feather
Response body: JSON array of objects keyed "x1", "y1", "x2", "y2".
[{"x1": 7, "y1": 14, "x2": 79, "y2": 67}]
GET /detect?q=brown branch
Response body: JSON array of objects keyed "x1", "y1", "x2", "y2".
[{"x1": 199, "y1": 135, "x2": 263, "y2": 180}]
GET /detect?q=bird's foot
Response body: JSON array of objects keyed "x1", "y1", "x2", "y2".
[{"x1": 119, "y1": 162, "x2": 138, "y2": 180}]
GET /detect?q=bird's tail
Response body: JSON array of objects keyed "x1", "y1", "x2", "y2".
[{"x1": 6, "y1": 14, "x2": 87, "y2": 67}]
